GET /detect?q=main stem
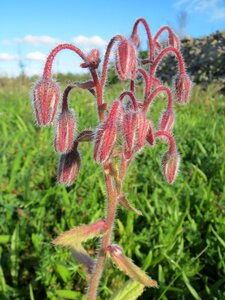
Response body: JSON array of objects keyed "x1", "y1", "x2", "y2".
[{"x1": 87, "y1": 172, "x2": 118, "y2": 300}]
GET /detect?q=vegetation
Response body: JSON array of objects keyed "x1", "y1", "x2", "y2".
[{"x1": 0, "y1": 77, "x2": 224, "y2": 299}]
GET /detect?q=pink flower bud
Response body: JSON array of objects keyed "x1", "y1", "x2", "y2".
[
  {"x1": 175, "y1": 73, "x2": 191, "y2": 104},
  {"x1": 94, "y1": 101, "x2": 120, "y2": 163},
  {"x1": 159, "y1": 108, "x2": 175, "y2": 134},
  {"x1": 146, "y1": 124, "x2": 154, "y2": 146},
  {"x1": 57, "y1": 147, "x2": 81, "y2": 186},
  {"x1": 162, "y1": 150, "x2": 180, "y2": 184},
  {"x1": 115, "y1": 38, "x2": 136, "y2": 80},
  {"x1": 32, "y1": 79, "x2": 60, "y2": 126},
  {"x1": 54, "y1": 110, "x2": 76, "y2": 153},
  {"x1": 136, "y1": 112, "x2": 150, "y2": 150},
  {"x1": 123, "y1": 112, "x2": 137, "y2": 151}
]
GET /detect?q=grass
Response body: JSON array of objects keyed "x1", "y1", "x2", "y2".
[{"x1": 0, "y1": 76, "x2": 225, "y2": 299}]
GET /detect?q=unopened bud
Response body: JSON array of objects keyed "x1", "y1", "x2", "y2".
[
  {"x1": 57, "y1": 147, "x2": 81, "y2": 186},
  {"x1": 146, "y1": 123, "x2": 154, "y2": 146},
  {"x1": 115, "y1": 38, "x2": 136, "y2": 80},
  {"x1": 123, "y1": 112, "x2": 137, "y2": 151},
  {"x1": 54, "y1": 110, "x2": 76, "y2": 153},
  {"x1": 136, "y1": 112, "x2": 150, "y2": 150},
  {"x1": 162, "y1": 150, "x2": 180, "y2": 184},
  {"x1": 80, "y1": 49, "x2": 101, "y2": 69},
  {"x1": 175, "y1": 73, "x2": 191, "y2": 104},
  {"x1": 32, "y1": 79, "x2": 60, "y2": 126},
  {"x1": 94, "y1": 101, "x2": 120, "y2": 163},
  {"x1": 159, "y1": 108, "x2": 175, "y2": 134}
]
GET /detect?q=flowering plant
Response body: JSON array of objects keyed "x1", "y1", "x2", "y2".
[{"x1": 32, "y1": 18, "x2": 191, "y2": 299}]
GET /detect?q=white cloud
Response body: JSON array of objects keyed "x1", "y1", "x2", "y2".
[
  {"x1": 175, "y1": 0, "x2": 225, "y2": 20},
  {"x1": 26, "y1": 51, "x2": 46, "y2": 61},
  {"x1": 2, "y1": 35, "x2": 61, "y2": 46},
  {"x1": 0, "y1": 53, "x2": 19, "y2": 61},
  {"x1": 72, "y1": 35, "x2": 107, "y2": 49}
]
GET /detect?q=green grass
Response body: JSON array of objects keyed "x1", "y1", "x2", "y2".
[{"x1": 0, "y1": 77, "x2": 225, "y2": 299}]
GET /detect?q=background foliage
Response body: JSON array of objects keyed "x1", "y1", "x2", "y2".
[{"x1": 0, "y1": 75, "x2": 225, "y2": 299}]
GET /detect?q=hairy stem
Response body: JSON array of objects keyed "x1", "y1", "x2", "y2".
[{"x1": 87, "y1": 172, "x2": 118, "y2": 300}]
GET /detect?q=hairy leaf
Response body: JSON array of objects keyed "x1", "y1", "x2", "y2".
[{"x1": 110, "y1": 280, "x2": 145, "y2": 300}]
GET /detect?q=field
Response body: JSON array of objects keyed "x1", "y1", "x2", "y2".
[{"x1": 0, "y1": 76, "x2": 225, "y2": 300}]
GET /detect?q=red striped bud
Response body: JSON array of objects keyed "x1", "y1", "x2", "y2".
[
  {"x1": 146, "y1": 123, "x2": 154, "y2": 146},
  {"x1": 136, "y1": 112, "x2": 150, "y2": 150},
  {"x1": 32, "y1": 79, "x2": 60, "y2": 126},
  {"x1": 94, "y1": 101, "x2": 120, "y2": 163},
  {"x1": 123, "y1": 112, "x2": 137, "y2": 151},
  {"x1": 162, "y1": 150, "x2": 180, "y2": 184},
  {"x1": 175, "y1": 73, "x2": 191, "y2": 104},
  {"x1": 54, "y1": 110, "x2": 76, "y2": 153},
  {"x1": 115, "y1": 38, "x2": 136, "y2": 80},
  {"x1": 159, "y1": 108, "x2": 175, "y2": 134},
  {"x1": 57, "y1": 147, "x2": 81, "y2": 186}
]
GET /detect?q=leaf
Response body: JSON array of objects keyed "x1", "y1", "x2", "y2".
[
  {"x1": 182, "y1": 272, "x2": 200, "y2": 300},
  {"x1": 54, "y1": 263, "x2": 71, "y2": 282},
  {"x1": 55, "y1": 289, "x2": 85, "y2": 299},
  {"x1": 110, "y1": 280, "x2": 145, "y2": 300},
  {"x1": 118, "y1": 195, "x2": 142, "y2": 216},
  {"x1": 108, "y1": 245, "x2": 158, "y2": 287},
  {"x1": 53, "y1": 219, "x2": 106, "y2": 273}
]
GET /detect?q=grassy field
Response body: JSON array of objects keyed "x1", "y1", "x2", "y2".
[{"x1": 0, "y1": 76, "x2": 225, "y2": 300}]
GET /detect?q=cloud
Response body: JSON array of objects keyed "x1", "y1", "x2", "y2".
[
  {"x1": 175, "y1": 0, "x2": 225, "y2": 20},
  {"x1": 2, "y1": 35, "x2": 61, "y2": 46},
  {"x1": 72, "y1": 35, "x2": 107, "y2": 50},
  {"x1": 26, "y1": 51, "x2": 46, "y2": 61},
  {"x1": 0, "y1": 53, "x2": 19, "y2": 61}
]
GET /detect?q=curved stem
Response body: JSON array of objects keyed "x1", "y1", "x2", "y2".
[
  {"x1": 154, "y1": 131, "x2": 176, "y2": 153},
  {"x1": 62, "y1": 85, "x2": 75, "y2": 111},
  {"x1": 90, "y1": 69, "x2": 104, "y2": 121},
  {"x1": 143, "y1": 86, "x2": 173, "y2": 112},
  {"x1": 131, "y1": 18, "x2": 154, "y2": 61},
  {"x1": 87, "y1": 173, "x2": 118, "y2": 300},
  {"x1": 43, "y1": 44, "x2": 86, "y2": 79},
  {"x1": 100, "y1": 34, "x2": 124, "y2": 89},
  {"x1": 153, "y1": 26, "x2": 175, "y2": 43},
  {"x1": 119, "y1": 91, "x2": 138, "y2": 110},
  {"x1": 151, "y1": 47, "x2": 185, "y2": 76}
]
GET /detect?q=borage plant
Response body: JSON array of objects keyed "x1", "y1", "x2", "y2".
[{"x1": 32, "y1": 18, "x2": 191, "y2": 300}]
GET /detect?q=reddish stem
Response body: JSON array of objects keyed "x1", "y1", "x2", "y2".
[
  {"x1": 154, "y1": 131, "x2": 176, "y2": 153},
  {"x1": 151, "y1": 47, "x2": 185, "y2": 76},
  {"x1": 153, "y1": 26, "x2": 175, "y2": 43},
  {"x1": 100, "y1": 34, "x2": 124, "y2": 89},
  {"x1": 131, "y1": 18, "x2": 154, "y2": 61},
  {"x1": 62, "y1": 85, "x2": 75, "y2": 111},
  {"x1": 119, "y1": 91, "x2": 138, "y2": 110},
  {"x1": 143, "y1": 86, "x2": 173, "y2": 112},
  {"x1": 43, "y1": 44, "x2": 86, "y2": 80}
]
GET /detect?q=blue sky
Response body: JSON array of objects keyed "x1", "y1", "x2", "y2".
[{"x1": 0, "y1": 0, "x2": 224, "y2": 76}]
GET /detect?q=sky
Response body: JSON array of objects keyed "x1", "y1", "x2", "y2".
[{"x1": 0, "y1": 0, "x2": 224, "y2": 77}]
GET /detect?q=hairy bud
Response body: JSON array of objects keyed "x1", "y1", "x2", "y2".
[
  {"x1": 123, "y1": 112, "x2": 137, "y2": 151},
  {"x1": 57, "y1": 147, "x2": 81, "y2": 186},
  {"x1": 32, "y1": 79, "x2": 60, "y2": 126},
  {"x1": 136, "y1": 112, "x2": 150, "y2": 150},
  {"x1": 94, "y1": 101, "x2": 120, "y2": 163},
  {"x1": 162, "y1": 150, "x2": 180, "y2": 184},
  {"x1": 54, "y1": 110, "x2": 76, "y2": 153},
  {"x1": 175, "y1": 73, "x2": 191, "y2": 104},
  {"x1": 146, "y1": 124, "x2": 154, "y2": 146},
  {"x1": 80, "y1": 49, "x2": 101, "y2": 69},
  {"x1": 115, "y1": 38, "x2": 136, "y2": 80},
  {"x1": 159, "y1": 108, "x2": 175, "y2": 134}
]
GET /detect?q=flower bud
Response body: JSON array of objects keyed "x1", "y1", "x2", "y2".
[
  {"x1": 159, "y1": 108, "x2": 175, "y2": 134},
  {"x1": 54, "y1": 110, "x2": 76, "y2": 153},
  {"x1": 32, "y1": 79, "x2": 60, "y2": 126},
  {"x1": 80, "y1": 49, "x2": 101, "y2": 69},
  {"x1": 94, "y1": 101, "x2": 120, "y2": 163},
  {"x1": 162, "y1": 150, "x2": 180, "y2": 184},
  {"x1": 115, "y1": 38, "x2": 136, "y2": 80},
  {"x1": 123, "y1": 112, "x2": 137, "y2": 151},
  {"x1": 136, "y1": 112, "x2": 150, "y2": 150},
  {"x1": 57, "y1": 147, "x2": 81, "y2": 186},
  {"x1": 146, "y1": 124, "x2": 154, "y2": 146},
  {"x1": 175, "y1": 73, "x2": 191, "y2": 104}
]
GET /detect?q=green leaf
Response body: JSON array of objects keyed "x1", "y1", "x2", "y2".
[
  {"x1": 118, "y1": 195, "x2": 142, "y2": 215},
  {"x1": 182, "y1": 272, "x2": 200, "y2": 300},
  {"x1": 0, "y1": 235, "x2": 10, "y2": 244},
  {"x1": 110, "y1": 280, "x2": 145, "y2": 300},
  {"x1": 55, "y1": 289, "x2": 85, "y2": 299},
  {"x1": 108, "y1": 245, "x2": 158, "y2": 287},
  {"x1": 53, "y1": 219, "x2": 106, "y2": 273},
  {"x1": 54, "y1": 263, "x2": 71, "y2": 282}
]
